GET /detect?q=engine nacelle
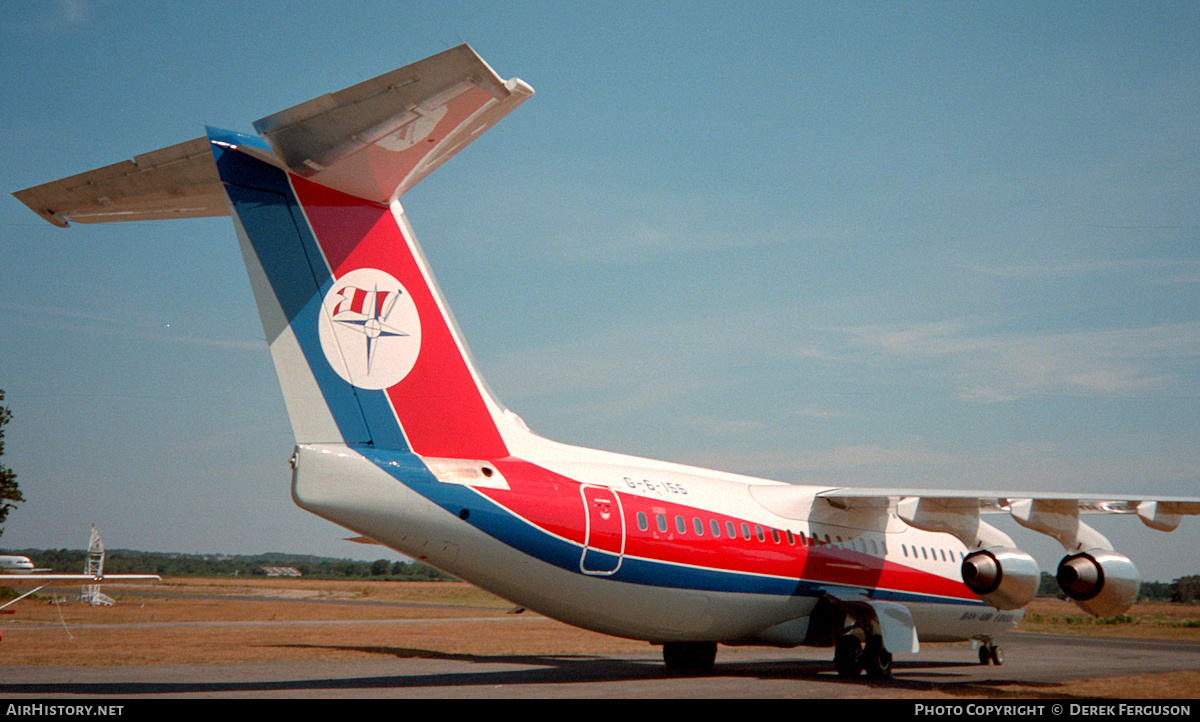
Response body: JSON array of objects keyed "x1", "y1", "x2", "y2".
[
  {"x1": 960, "y1": 547, "x2": 1040, "y2": 610},
  {"x1": 1056, "y1": 549, "x2": 1140, "y2": 617}
]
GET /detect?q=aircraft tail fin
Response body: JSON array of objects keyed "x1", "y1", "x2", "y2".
[{"x1": 14, "y1": 45, "x2": 533, "y2": 459}]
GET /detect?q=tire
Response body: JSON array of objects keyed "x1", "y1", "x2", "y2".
[
  {"x1": 978, "y1": 644, "x2": 992, "y2": 665},
  {"x1": 990, "y1": 645, "x2": 1004, "y2": 666},
  {"x1": 862, "y1": 635, "x2": 893, "y2": 678},
  {"x1": 834, "y1": 635, "x2": 863, "y2": 678}
]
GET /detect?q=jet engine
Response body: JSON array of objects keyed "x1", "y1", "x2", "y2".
[
  {"x1": 1056, "y1": 549, "x2": 1140, "y2": 617},
  {"x1": 960, "y1": 547, "x2": 1040, "y2": 610}
]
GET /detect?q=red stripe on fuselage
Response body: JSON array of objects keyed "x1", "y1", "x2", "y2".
[
  {"x1": 479, "y1": 460, "x2": 976, "y2": 601},
  {"x1": 292, "y1": 177, "x2": 508, "y2": 459}
]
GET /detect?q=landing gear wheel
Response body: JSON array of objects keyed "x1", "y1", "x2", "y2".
[
  {"x1": 978, "y1": 642, "x2": 1002, "y2": 665},
  {"x1": 862, "y1": 635, "x2": 893, "y2": 678},
  {"x1": 662, "y1": 641, "x2": 717, "y2": 674},
  {"x1": 834, "y1": 634, "x2": 863, "y2": 678}
]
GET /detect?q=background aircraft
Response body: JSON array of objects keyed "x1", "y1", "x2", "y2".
[
  {"x1": 1, "y1": 527, "x2": 158, "y2": 612},
  {"x1": 12, "y1": 46, "x2": 1199, "y2": 677},
  {"x1": 0, "y1": 556, "x2": 43, "y2": 574}
]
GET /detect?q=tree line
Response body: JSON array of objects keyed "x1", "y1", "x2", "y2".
[
  {"x1": 1, "y1": 548, "x2": 455, "y2": 581},
  {"x1": 1037, "y1": 572, "x2": 1200, "y2": 603}
]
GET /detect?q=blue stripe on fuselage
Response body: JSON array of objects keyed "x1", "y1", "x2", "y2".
[{"x1": 368, "y1": 447, "x2": 985, "y2": 606}]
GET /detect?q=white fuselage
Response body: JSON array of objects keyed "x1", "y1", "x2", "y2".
[
  {"x1": 290, "y1": 439, "x2": 1019, "y2": 648},
  {"x1": 0, "y1": 555, "x2": 36, "y2": 574}
]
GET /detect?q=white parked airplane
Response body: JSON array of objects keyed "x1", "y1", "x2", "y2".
[
  {"x1": 0, "y1": 555, "x2": 43, "y2": 574},
  {"x1": 13, "y1": 46, "x2": 1199, "y2": 677}
]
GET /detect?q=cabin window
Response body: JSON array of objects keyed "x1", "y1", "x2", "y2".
[
  {"x1": 902, "y1": 544, "x2": 908, "y2": 557},
  {"x1": 797, "y1": 531, "x2": 805, "y2": 546},
  {"x1": 921, "y1": 547, "x2": 928, "y2": 560},
  {"x1": 870, "y1": 539, "x2": 879, "y2": 555},
  {"x1": 741, "y1": 523, "x2": 751, "y2": 541},
  {"x1": 676, "y1": 516, "x2": 686, "y2": 534},
  {"x1": 772, "y1": 528, "x2": 781, "y2": 544},
  {"x1": 656, "y1": 514, "x2": 668, "y2": 533},
  {"x1": 789, "y1": 530, "x2": 798, "y2": 546},
  {"x1": 694, "y1": 517, "x2": 704, "y2": 536},
  {"x1": 711, "y1": 520, "x2": 721, "y2": 537},
  {"x1": 756, "y1": 525, "x2": 765, "y2": 542},
  {"x1": 636, "y1": 512, "x2": 648, "y2": 532},
  {"x1": 727, "y1": 521, "x2": 737, "y2": 539},
  {"x1": 940, "y1": 549, "x2": 947, "y2": 562}
]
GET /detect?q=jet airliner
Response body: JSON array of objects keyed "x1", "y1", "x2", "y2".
[{"x1": 14, "y1": 46, "x2": 1199, "y2": 677}]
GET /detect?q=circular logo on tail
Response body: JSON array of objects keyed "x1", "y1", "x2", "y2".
[{"x1": 318, "y1": 268, "x2": 421, "y2": 390}]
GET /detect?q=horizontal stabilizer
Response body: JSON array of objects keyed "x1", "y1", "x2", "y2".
[
  {"x1": 252, "y1": 44, "x2": 533, "y2": 203},
  {"x1": 14, "y1": 45, "x2": 531, "y2": 227},
  {"x1": 13, "y1": 137, "x2": 230, "y2": 227}
]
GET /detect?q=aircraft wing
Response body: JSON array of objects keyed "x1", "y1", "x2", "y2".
[
  {"x1": 814, "y1": 487, "x2": 1200, "y2": 551},
  {"x1": 0, "y1": 573, "x2": 161, "y2": 587},
  {"x1": 818, "y1": 488, "x2": 1200, "y2": 516}
]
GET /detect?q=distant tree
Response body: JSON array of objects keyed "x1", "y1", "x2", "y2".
[
  {"x1": 0, "y1": 390, "x2": 22, "y2": 538},
  {"x1": 370, "y1": 559, "x2": 390, "y2": 577},
  {"x1": 1171, "y1": 576, "x2": 1200, "y2": 604},
  {"x1": 1036, "y1": 572, "x2": 1062, "y2": 598},
  {"x1": 1139, "y1": 580, "x2": 1173, "y2": 601}
]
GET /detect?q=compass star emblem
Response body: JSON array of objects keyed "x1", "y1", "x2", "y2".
[
  {"x1": 329, "y1": 284, "x2": 408, "y2": 374},
  {"x1": 318, "y1": 268, "x2": 422, "y2": 390}
]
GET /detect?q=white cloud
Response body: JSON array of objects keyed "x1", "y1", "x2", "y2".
[
  {"x1": 2, "y1": 0, "x2": 90, "y2": 34},
  {"x1": 840, "y1": 320, "x2": 1200, "y2": 402},
  {"x1": 965, "y1": 258, "x2": 1200, "y2": 284}
]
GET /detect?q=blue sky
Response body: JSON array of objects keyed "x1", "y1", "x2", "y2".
[{"x1": 0, "y1": 1, "x2": 1197, "y2": 580}]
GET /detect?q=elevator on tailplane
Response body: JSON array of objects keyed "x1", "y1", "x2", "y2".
[{"x1": 14, "y1": 45, "x2": 1200, "y2": 678}]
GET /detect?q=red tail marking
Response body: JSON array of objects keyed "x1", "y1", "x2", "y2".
[{"x1": 293, "y1": 176, "x2": 508, "y2": 459}]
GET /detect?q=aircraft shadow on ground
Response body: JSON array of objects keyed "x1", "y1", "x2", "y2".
[{"x1": 0, "y1": 645, "x2": 1071, "y2": 697}]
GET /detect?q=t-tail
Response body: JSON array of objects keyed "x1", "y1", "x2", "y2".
[{"x1": 15, "y1": 45, "x2": 533, "y2": 465}]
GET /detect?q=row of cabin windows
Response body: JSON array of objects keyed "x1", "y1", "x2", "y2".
[
  {"x1": 633, "y1": 512, "x2": 965, "y2": 564},
  {"x1": 901, "y1": 544, "x2": 967, "y2": 564},
  {"x1": 634, "y1": 511, "x2": 892, "y2": 556}
]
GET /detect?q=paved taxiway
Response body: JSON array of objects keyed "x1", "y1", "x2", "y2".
[{"x1": 3, "y1": 632, "x2": 1199, "y2": 698}]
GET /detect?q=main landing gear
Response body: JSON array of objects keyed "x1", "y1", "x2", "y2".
[
  {"x1": 834, "y1": 633, "x2": 893, "y2": 679},
  {"x1": 662, "y1": 641, "x2": 718, "y2": 674},
  {"x1": 978, "y1": 640, "x2": 1003, "y2": 665}
]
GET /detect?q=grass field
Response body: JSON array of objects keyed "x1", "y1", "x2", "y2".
[{"x1": 1019, "y1": 597, "x2": 1200, "y2": 641}]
